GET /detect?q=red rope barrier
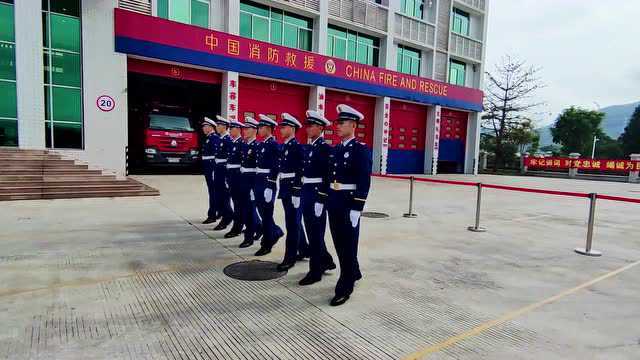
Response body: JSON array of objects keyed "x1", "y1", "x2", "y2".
[
  {"x1": 596, "y1": 194, "x2": 640, "y2": 204},
  {"x1": 481, "y1": 183, "x2": 590, "y2": 198}
]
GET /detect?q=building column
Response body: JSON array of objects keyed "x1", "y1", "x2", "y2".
[
  {"x1": 313, "y1": 0, "x2": 328, "y2": 54},
  {"x1": 424, "y1": 105, "x2": 441, "y2": 175},
  {"x1": 308, "y1": 86, "x2": 326, "y2": 115},
  {"x1": 222, "y1": 71, "x2": 239, "y2": 122},
  {"x1": 464, "y1": 111, "x2": 481, "y2": 174},
  {"x1": 226, "y1": 0, "x2": 240, "y2": 34},
  {"x1": 372, "y1": 97, "x2": 390, "y2": 174},
  {"x1": 14, "y1": 0, "x2": 45, "y2": 149},
  {"x1": 628, "y1": 154, "x2": 640, "y2": 183},
  {"x1": 380, "y1": 1, "x2": 399, "y2": 70}
]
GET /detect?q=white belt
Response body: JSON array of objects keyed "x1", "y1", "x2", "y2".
[
  {"x1": 256, "y1": 168, "x2": 270, "y2": 174},
  {"x1": 215, "y1": 159, "x2": 227, "y2": 164},
  {"x1": 302, "y1": 177, "x2": 322, "y2": 184},
  {"x1": 226, "y1": 164, "x2": 241, "y2": 169},
  {"x1": 202, "y1": 156, "x2": 215, "y2": 160},
  {"x1": 280, "y1": 173, "x2": 295, "y2": 179},
  {"x1": 240, "y1": 167, "x2": 256, "y2": 173},
  {"x1": 330, "y1": 182, "x2": 356, "y2": 191}
]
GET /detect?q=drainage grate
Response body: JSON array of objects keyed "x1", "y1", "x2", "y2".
[
  {"x1": 362, "y1": 211, "x2": 390, "y2": 218},
  {"x1": 223, "y1": 260, "x2": 287, "y2": 281}
]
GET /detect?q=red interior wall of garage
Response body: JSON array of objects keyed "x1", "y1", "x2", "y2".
[
  {"x1": 238, "y1": 77, "x2": 310, "y2": 143},
  {"x1": 324, "y1": 90, "x2": 376, "y2": 147}
]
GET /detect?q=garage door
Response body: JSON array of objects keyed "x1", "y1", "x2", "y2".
[
  {"x1": 238, "y1": 77, "x2": 310, "y2": 143},
  {"x1": 387, "y1": 101, "x2": 427, "y2": 174},
  {"x1": 438, "y1": 109, "x2": 468, "y2": 173},
  {"x1": 324, "y1": 90, "x2": 375, "y2": 147}
]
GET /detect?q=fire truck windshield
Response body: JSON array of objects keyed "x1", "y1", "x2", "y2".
[{"x1": 149, "y1": 115, "x2": 194, "y2": 132}]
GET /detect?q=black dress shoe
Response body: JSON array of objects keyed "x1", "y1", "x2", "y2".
[
  {"x1": 323, "y1": 262, "x2": 337, "y2": 271},
  {"x1": 299, "y1": 273, "x2": 321, "y2": 286},
  {"x1": 277, "y1": 262, "x2": 295, "y2": 272},
  {"x1": 254, "y1": 247, "x2": 271, "y2": 256},
  {"x1": 202, "y1": 218, "x2": 216, "y2": 224},
  {"x1": 238, "y1": 240, "x2": 254, "y2": 248},
  {"x1": 213, "y1": 220, "x2": 231, "y2": 231},
  {"x1": 330, "y1": 294, "x2": 351, "y2": 306},
  {"x1": 224, "y1": 231, "x2": 241, "y2": 239}
]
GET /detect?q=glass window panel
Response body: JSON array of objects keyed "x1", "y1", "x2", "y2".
[
  {"x1": 347, "y1": 40, "x2": 356, "y2": 61},
  {"x1": 334, "y1": 38, "x2": 346, "y2": 59},
  {"x1": 41, "y1": 0, "x2": 48, "y2": 11},
  {"x1": 284, "y1": 13, "x2": 310, "y2": 29},
  {"x1": 253, "y1": 16, "x2": 269, "y2": 41},
  {"x1": 170, "y1": 0, "x2": 190, "y2": 24},
  {"x1": 271, "y1": 8, "x2": 283, "y2": 21},
  {"x1": 0, "y1": 42, "x2": 15, "y2": 80},
  {"x1": 239, "y1": 13, "x2": 252, "y2": 37},
  {"x1": 356, "y1": 43, "x2": 368, "y2": 64},
  {"x1": 50, "y1": 0, "x2": 80, "y2": 17},
  {"x1": 43, "y1": 50, "x2": 50, "y2": 84},
  {"x1": 51, "y1": 50, "x2": 81, "y2": 87},
  {"x1": 411, "y1": 58, "x2": 420, "y2": 76},
  {"x1": 283, "y1": 23, "x2": 297, "y2": 48},
  {"x1": 402, "y1": 55, "x2": 411, "y2": 73},
  {"x1": 158, "y1": 0, "x2": 168, "y2": 18},
  {"x1": 240, "y1": 1, "x2": 269, "y2": 17},
  {"x1": 397, "y1": 50, "x2": 403, "y2": 72},
  {"x1": 0, "y1": 118, "x2": 17, "y2": 146},
  {"x1": 407, "y1": 0, "x2": 415, "y2": 16},
  {"x1": 0, "y1": 80, "x2": 17, "y2": 118},
  {"x1": 53, "y1": 122, "x2": 82, "y2": 148},
  {"x1": 42, "y1": 13, "x2": 50, "y2": 48},
  {"x1": 52, "y1": 86, "x2": 82, "y2": 123},
  {"x1": 45, "y1": 121, "x2": 52, "y2": 148},
  {"x1": 298, "y1": 29, "x2": 311, "y2": 51},
  {"x1": 50, "y1": 14, "x2": 80, "y2": 52},
  {"x1": 328, "y1": 26, "x2": 345, "y2": 38},
  {"x1": 327, "y1": 36, "x2": 333, "y2": 56},
  {"x1": 44, "y1": 86, "x2": 50, "y2": 120},
  {"x1": 191, "y1": 0, "x2": 209, "y2": 27},
  {"x1": 0, "y1": 3, "x2": 14, "y2": 42},
  {"x1": 270, "y1": 20, "x2": 282, "y2": 45}
]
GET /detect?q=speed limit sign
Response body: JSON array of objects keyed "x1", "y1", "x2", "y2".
[{"x1": 96, "y1": 95, "x2": 115, "y2": 112}]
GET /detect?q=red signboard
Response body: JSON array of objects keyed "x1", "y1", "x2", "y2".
[
  {"x1": 526, "y1": 157, "x2": 640, "y2": 172},
  {"x1": 114, "y1": 9, "x2": 483, "y2": 112}
]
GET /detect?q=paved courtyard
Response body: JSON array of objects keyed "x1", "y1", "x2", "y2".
[{"x1": 1, "y1": 174, "x2": 639, "y2": 359}]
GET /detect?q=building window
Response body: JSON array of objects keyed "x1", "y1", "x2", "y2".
[
  {"x1": 42, "y1": 0, "x2": 83, "y2": 149},
  {"x1": 158, "y1": 0, "x2": 210, "y2": 28},
  {"x1": 451, "y1": 8, "x2": 470, "y2": 36},
  {"x1": 239, "y1": 0, "x2": 313, "y2": 51},
  {"x1": 327, "y1": 25, "x2": 379, "y2": 66},
  {"x1": 397, "y1": 44, "x2": 421, "y2": 76},
  {"x1": 448, "y1": 59, "x2": 466, "y2": 86},
  {"x1": 0, "y1": 0, "x2": 17, "y2": 146},
  {"x1": 400, "y1": 0, "x2": 423, "y2": 19}
]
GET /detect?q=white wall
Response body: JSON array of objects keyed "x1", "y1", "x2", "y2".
[{"x1": 80, "y1": 0, "x2": 128, "y2": 177}]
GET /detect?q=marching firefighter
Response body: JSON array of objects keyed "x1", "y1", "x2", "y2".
[
  {"x1": 326, "y1": 104, "x2": 372, "y2": 306},
  {"x1": 201, "y1": 116, "x2": 218, "y2": 224},
  {"x1": 276, "y1": 113, "x2": 309, "y2": 271},
  {"x1": 298, "y1": 110, "x2": 336, "y2": 285},
  {"x1": 238, "y1": 116, "x2": 262, "y2": 248},
  {"x1": 253, "y1": 114, "x2": 284, "y2": 256},
  {"x1": 212, "y1": 115, "x2": 234, "y2": 230},
  {"x1": 223, "y1": 119, "x2": 246, "y2": 238}
]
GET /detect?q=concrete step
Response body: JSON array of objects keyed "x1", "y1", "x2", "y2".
[
  {"x1": 0, "y1": 183, "x2": 145, "y2": 194},
  {"x1": 0, "y1": 148, "x2": 48, "y2": 155},
  {"x1": 1, "y1": 163, "x2": 87, "y2": 170},
  {"x1": 0, "y1": 189, "x2": 159, "y2": 201},
  {"x1": 1, "y1": 169, "x2": 102, "y2": 175},
  {"x1": 0, "y1": 155, "x2": 62, "y2": 161},
  {"x1": 0, "y1": 159, "x2": 75, "y2": 166},
  {"x1": 0, "y1": 179, "x2": 129, "y2": 187},
  {"x1": 0, "y1": 174, "x2": 117, "y2": 182}
]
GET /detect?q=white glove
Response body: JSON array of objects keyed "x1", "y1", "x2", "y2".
[
  {"x1": 349, "y1": 210, "x2": 361, "y2": 228},
  {"x1": 250, "y1": 189, "x2": 255, "y2": 201},
  {"x1": 225, "y1": 180, "x2": 229, "y2": 189},
  {"x1": 314, "y1": 203, "x2": 324, "y2": 217},
  {"x1": 292, "y1": 196, "x2": 300, "y2": 209},
  {"x1": 264, "y1": 188, "x2": 273, "y2": 203},
  {"x1": 211, "y1": 170, "x2": 215, "y2": 180}
]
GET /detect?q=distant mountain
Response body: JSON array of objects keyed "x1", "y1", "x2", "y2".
[{"x1": 538, "y1": 101, "x2": 640, "y2": 146}]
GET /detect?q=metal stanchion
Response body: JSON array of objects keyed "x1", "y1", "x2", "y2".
[
  {"x1": 403, "y1": 176, "x2": 418, "y2": 218},
  {"x1": 467, "y1": 183, "x2": 487, "y2": 232},
  {"x1": 575, "y1": 193, "x2": 602, "y2": 256}
]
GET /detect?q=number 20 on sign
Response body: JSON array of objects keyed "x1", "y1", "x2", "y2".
[{"x1": 97, "y1": 95, "x2": 115, "y2": 112}]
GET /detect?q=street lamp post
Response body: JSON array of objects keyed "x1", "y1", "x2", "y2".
[{"x1": 591, "y1": 135, "x2": 599, "y2": 159}]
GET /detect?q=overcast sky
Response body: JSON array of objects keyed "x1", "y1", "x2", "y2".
[{"x1": 485, "y1": 0, "x2": 640, "y2": 126}]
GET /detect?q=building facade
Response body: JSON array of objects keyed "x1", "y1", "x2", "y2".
[{"x1": 0, "y1": 0, "x2": 488, "y2": 177}]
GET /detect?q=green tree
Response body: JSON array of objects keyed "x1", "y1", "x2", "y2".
[
  {"x1": 619, "y1": 105, "x2": 640, "y2": 156},
  {"x1": 550, "y1": 107, "x2": 605, "y2": 156},
  {"x1": 597, "y1": 135, "x2": 624, "y2": 159},
  {"x1": 482, "y1": 55, "x2": 544, "y2": 171},
  {"x1": 510, "y1": 120, "x2": 540, "y2": 154}
]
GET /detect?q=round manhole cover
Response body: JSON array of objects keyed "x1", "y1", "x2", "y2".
[
  {"x1": 223, "y1": 260, "x2": 286, "y2": 281},
  {"x1": 362, "y1": 211, "x2": 389, "y2": 218}
]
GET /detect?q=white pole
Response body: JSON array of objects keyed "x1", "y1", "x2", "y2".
[{"x1": 591, "y1": 136, "x2": 598, "y2": 159}]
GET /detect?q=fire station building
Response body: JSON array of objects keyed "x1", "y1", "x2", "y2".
[{"x1": 1, "y1": 0, "x2": 488, "y2": 177}]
